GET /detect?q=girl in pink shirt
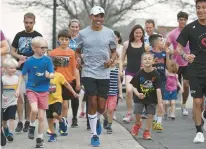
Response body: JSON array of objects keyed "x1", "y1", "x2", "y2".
[{"x1": 164, "y1": 60, "x2": 183, "y2": 120}]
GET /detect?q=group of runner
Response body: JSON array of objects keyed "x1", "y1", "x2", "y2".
[{"x1": 1, "y1": 0, "x2": 206, "y2": 147}]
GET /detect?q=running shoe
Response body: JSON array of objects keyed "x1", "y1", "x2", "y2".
[
  {"x1": 143, "y1": 130, "x2": 152, "y2": 140},
  {"x1": 91, "y1": 135, "x2": 100, "y2": 147},
  {"x1": 131, "y1": 122, "x2": 142, "y2": 136},
  {"x1": 193, "y1": 132, "x2": 205, "y2": 143}
]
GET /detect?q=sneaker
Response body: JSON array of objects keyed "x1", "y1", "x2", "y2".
[
  {"x1": 107, "y1": 127, "x2": 113, "y2": 134},
  {"x1": 59, "y1": 117, "x2": 68, "y2": 132},
  {"x1": 143, "y1": 131, "x2": 152, "y2": 140},
  {"x1": 28, "y1": 126, "x2": 35, "y2": 139},
  {"x1": 7, "y1": 133, "x2": 14, "y2": 142},
  {"x1": 96, "y1": 119, "x2": 102, "y2": 135},
  {"x1": 59, "y1": 130, "x2": 68, "y2": 136},
  {"x1": 193, "y1": 132, "x2": 205, "y2": 143},
  {"x1": 123, "y1": 113, "x2": 133, "y2": 123},
  {"x1": 36, "y1": 138, "x2": 44, "y2": 148},
  {"x1": 91, "y1": 135, "x2": 100, "y2": 147},
  {"x1": 71, "y1": 118, "x2": 78, "y2": 128},
  {"x1": 153, "y1": 122, "x2": 163, "y2": 132},
  {"x1": 15, "y1": 121, "x2": 23, "y2": 133},
  {"x1": 48, "y1": 134, "x2": 57, "y2": 142},
  {"x1": 103, "y1": 119, "x2": 108, "y2": 129},
  {"x1": 131, "y1": 122, "x2": 142, "y2": 136},
  {"x1": 201, "y1": 110, "x2": 206, "y2": 131},
  {"x1": 182, "y1": 108, "x2": 189, "y2": 116},
  {"x1": 79, "y1": 112, "x2": 85, "y2": 118},
  {"x1": 170, "y1": 113, "x2": 175, "y2": 120},
  {"x1": 23, "y1": 121, "x2": 30, "y2": 132},
  {"x1": 152, "y1": 121, "x2": 157, "y2": 130}
]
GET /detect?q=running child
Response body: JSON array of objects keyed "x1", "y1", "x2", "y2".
[
  {"x1": 164, "y1": 60, "x2": 183, "y2": 120},
  {"x1": 2, "y1": 58, "x2": 19, "y2": 142},
  {"x1": 15, "y1": 36, "x2": 54, "y2": 148},
  {"x1": 130, "y1": 52, "x2": 164, "y2": 139},
  {"x1": 46, "y1": 57, "x2": 79, "y2": 142}
]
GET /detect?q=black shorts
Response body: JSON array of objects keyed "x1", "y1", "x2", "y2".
[
  {"x1": 82, "y1": 77, "x2": 109, "y2": 99},
  {"x1": 62, "y1": 80, "x2": 77, "y2": 100},
  {"x1": 83, "y1": 92, "x2": 88, "y2": 102},
  {"x1": 189, "y1": 76, "x2": 206, "y2": 98},
  {"x1": 46, "y1": 102, "x2": 62, "y2": 119},
  {"x1": 2, "y1": 105, "x2": 17, "y2": 121},
  {"x1": 178, "y1": 66, "x2": 189, "y2": 81}
]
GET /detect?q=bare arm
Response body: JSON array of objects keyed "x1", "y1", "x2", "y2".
[
  {"x1": 11, "y1": 47, "x2": 20, "y2": 59},
  {"x1": 119, "y1": 41, "x2": 129, "y2": 74},
  {"x1": 118, "y1": 72, "x2": 123, "y2": 98},
  {"x1": 0, "y1": 40, "x2": 9, "y2": 56},
  {"x1": 64, "y1": 82, "x2": 77, "y2": 96},
  {"x1": 75, "y1": 48, "x2": 82, "y2": 70},
  {"x1": 75, "y1": 68, "x2": 81, "y2": 91},
  {"x1": 176, "y1": 74, "x2": 183, "y2": 91},
  {"x1": 156, "y1": 88, "x2": 163, "y2": 104}
]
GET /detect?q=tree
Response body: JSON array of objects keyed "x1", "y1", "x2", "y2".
[{"x1": 8, "y1": 0, "x2": 169, "y2": 28}]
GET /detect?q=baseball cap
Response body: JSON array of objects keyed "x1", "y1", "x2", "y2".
[{"x1": 90, "y1": 6, "x2": 105, "y2": 15}]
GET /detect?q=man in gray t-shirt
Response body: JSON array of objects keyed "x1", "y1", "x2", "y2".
[{"x1": 76, "y1": 6, "x2": 116, "y2": 147}]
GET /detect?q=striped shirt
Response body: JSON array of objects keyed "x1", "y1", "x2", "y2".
[{"x1": 108, "y1": 67, "x2": 119, "y2": 96}]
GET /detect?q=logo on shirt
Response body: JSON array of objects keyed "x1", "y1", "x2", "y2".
[
  {"x1": 18, "y1": 37, "x2": 33, "y2": 56},
  {"x1": 139, "y1": 77, "x2": 156, "y2": 97},
  {"x1": 198, "y1": 33, "x2": 206, "y2": 52}
]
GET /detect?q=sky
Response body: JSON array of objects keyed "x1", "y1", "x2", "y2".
[{"x1": 0, "y1": 0, "x2": 196, "y2": 48}]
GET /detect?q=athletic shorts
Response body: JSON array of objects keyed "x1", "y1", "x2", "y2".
[
  {"x1": 2, "y1": 105, "x2": 17, "y2": 121},
  {"x1": 164, "y1": 90, "x2": 177, "y2": 100},
  {"x1": 105, "y1": 95, "x2": 117, "y2": 110},
  {"x1": 46, "y1": 102, "x2": 62, "y2": 119},
  {"x1": 26, "y1": 90, "x2": 49, "y2": 110},
  {"x1": 178, "y1": 66, "x2": 189, "y2": 81},
  {"x1": 62, "y1": 80, "x2": 78, "y2": 100},
  {"x1": 134, "y1": 103, "x2": 156, "y2": 115},
  {"x1": 82, "y1": 77, "x2": 109, "y2": 99},
  {"x1": 189, "y1": 76, "x2": 206, "y2": 98}
]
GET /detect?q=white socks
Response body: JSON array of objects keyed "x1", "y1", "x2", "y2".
[
  {"x1": 37, "y1": 133, "x2": 43, "y2": 139},
  {"x1": 97, "y1": 112, "x2": 101, "y2": 120},
  {"x1": 157, "y1": 117, "x2": 162, "y2": 123},
  {"x1": 30, "y1": 121, "x2": 36, "y2": 127},
  {"x1": 88, "y1": 113, "x2": 97, "y2": 136}
]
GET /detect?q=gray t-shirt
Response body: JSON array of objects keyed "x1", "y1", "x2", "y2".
[{"x1": 76, "y1": 26, "x2": 116, "y2": 79}]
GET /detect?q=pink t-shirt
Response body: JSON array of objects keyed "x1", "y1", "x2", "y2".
[
  {"x1": 167, "y1": 27, "x2": 190, "y2": 66},
  {"x1": 165, "y1": 74, "x2": 178, "y2": 91}
]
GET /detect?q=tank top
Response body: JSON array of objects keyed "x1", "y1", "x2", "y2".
[
  {"x1": 165, "y1": 74, "x2": 178, "y2": 91},
  {"x1": 126, "y1": 42, "x2": 145, "y2": 73}
]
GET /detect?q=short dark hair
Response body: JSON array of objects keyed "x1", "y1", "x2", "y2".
[
  {"x1": 196, "y1": 0, "x2": 206, "y2": 5},
  {"x1": 129, "y1": 25, "x2": 145, "y2": 43},
  {"x1": 114, "y1": 31, "x2": 122, "y2": 44},
  {"x1": 149, "y1": 34, "x2": 163, "y2": 47},
  {"x1": 58, "y1": 29, "x2": 71, "y2": 39},
  {"x1": 24, "y1": 12, "x2": 35, "y2": 21},
  {"x1": 145, "y1": 19, "x2": 155, "y2": 27},
  {"x1": 177, "y1": 11, "x2": 188, "y2": 20}
]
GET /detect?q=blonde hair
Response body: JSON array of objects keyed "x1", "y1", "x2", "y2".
[
  {"x1": 32, "y1": 36, "x2": 48, "y2": 47},
  {"x1": 3, "y1": 58, "x2": 18, "y2": 68},
  {"x1": 168, "y1": 60, "x2": 179, "y2": 73}
]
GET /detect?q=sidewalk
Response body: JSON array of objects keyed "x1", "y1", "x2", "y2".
[{"x1": 3, "y1": 103, "x2": 144, "y2": 149}]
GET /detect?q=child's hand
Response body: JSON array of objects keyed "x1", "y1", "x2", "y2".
[
  {"x1": 73, "y1": 92, "x2": 79, "y2": 98},
  {"x1": 15, "y1": 90, "x2": 20, "y2": 98},
  {"x1": 180, "y1": 88, "x2": 184, "y2": 93},
  {"x1": 45, "y1": 71, "x2": 50, "y2": 78},
  {"x1": 137, "y1": 93, "x2": 145, "y2": 99},
  {"x1": 118, "y1": 94, "x2": 123, "y2": 102}
]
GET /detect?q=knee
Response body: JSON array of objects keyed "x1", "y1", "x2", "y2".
[
  {"x1": 62, "y1": 102, "x2": 68, "y2": 109},
  {"x1": 98, "y1": 107, "x2": 105, "y2": 114},
  {"x1": 126, "y1": 87, "x2": 133, "y2": 95},
  {"x1": 31, "y1": 108, "x2": 38, "y2": 114},
  {"x1": 38, "y1": 114, "x2": 44, "y2": 122},
  {"x1": 183, "y1": 80, "x2": 189, "y2": 87},
  {"x1": 52, "y1": 112, "x2": 58, "y2": 118}
]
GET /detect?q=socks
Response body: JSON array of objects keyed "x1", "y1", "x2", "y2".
[
  {"x1": 182, "y1": 104, "x2": 186, "y2": 109},
  {"x1": 88, "y1": 113, "x2": 97, "y2": 136},
  {"x1": 30, "y1": 121, "x2": 36, "y2": 127},
  {"x1": 37, "y1": 133, "x2": 43, "y2": 139},
  {"x1": 97, "y1": 112, "x2": 101, "y2": 120},
  {"x1": 196, "y1": 125, "x2": 203, "y2": 133},
  {"x1": 157, "y1": 117, "x2": 162, "y2": 123},
  {"x1": 153, "y1": 115, "x2": 157, "y2": 121},
  {"x1": 107, "y1": 122, "x2": 112, "y2": 128}
]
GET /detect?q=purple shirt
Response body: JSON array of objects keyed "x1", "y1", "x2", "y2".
[
  {"x1": 0, "y1": 30, "x2": 5, "y2": 41},
  {"x1": 167, "y1": 27, "x2": 190, "y2": 66},
  {"x1": 165, "y1": 74, "x2": 178, "y2": 91}
]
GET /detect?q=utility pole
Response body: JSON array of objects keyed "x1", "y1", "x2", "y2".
[{"x1": 52, "y1": 0, "x2": 57, "y2": 49}]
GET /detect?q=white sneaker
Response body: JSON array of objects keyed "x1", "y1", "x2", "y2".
[
  {"x1": 122, "y1": 113, "x2": 133, "y2": 123},
  {"x1": 113, "y1": 113, "x2": 116, "y2": 120},
  {"x1": 202, "y1": 110, "x2": 206, "y2": 131},
  {"x1": 193, "y1": 132, "x2": 205, "y2": 143},
  {"x1": 182, "y1": 109, "x2": 189, "y2": 116}
]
